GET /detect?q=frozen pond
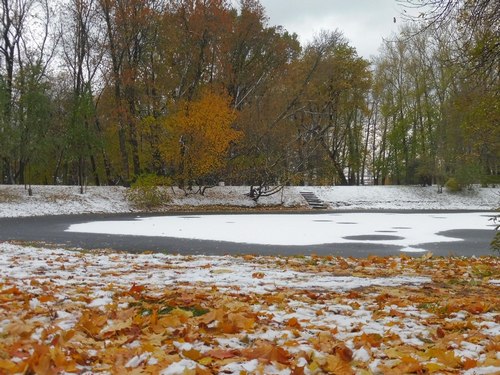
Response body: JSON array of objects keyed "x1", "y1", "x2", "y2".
[{"x1": 66, "y1": 212, "x2": 495, "y2": 253}]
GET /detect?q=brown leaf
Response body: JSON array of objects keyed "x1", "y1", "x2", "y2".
[
  {"x1": 221, "y1": 312, "x2": 255, "y2": 334},
  {"x1": 436, "y1": 326, "x2": 445, "y2": 338},
  {"x1": 242, "y1": 342, "x2": 291, "y2": 364},
  {"x1": 198, "y1": 309, "x2": 224, "y2": 325},
  {"x1": 323, "y1": 354, "x2": 354, "y2": 375},
  {"x1": 128, "y1": 283, "x2": 145, "y2": 296},
  {"x1": 286, "y1": 317, "x2": 301, "y2": 329},
  {"x1": 334, "y1": 343, "x2": 353, "y2": 362},
  {"x1": 78, "y1": 311, "x2": 107, "y2": 337},
  {"x1": 101, "y1": 318, "x2": 133, "y2": 336},
  {"x1": 353, "y1": 333, "x2": 382, "y2": 348},
  {"x1": 291, "y1": 365, "x2": 306, "y2": 375},
  {"x1": 0, "y1": 286, "x2": 22, "y2": 295},
  {"x1": 183, "y1": 349, "x2": 202, "y2": 361},
  {"x1": 311, "y1": 332, "x2": 337, "y2": 354},
  {"x1": 30, "y1": 344, "x2": 52, "y2": 375},
  {"x1": 205, "y1": 349, "x2": 239, "y2": 360},
  {"x1": 463, "y1": 358, "x2": 477, "y2": 370},
  {"x1": 196, "y1": 367, "x2": 212, "y2": 375}
]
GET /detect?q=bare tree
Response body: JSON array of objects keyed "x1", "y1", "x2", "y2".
[
  {"x1": 0, "y1": 0, "x2": 57, "y2": 185},
  {"x1": 60, "y1": 0, "x2": 107, "y2": 192},
  {"x1": 398, "y1": 0, "x2": 499, "y2": 72},
  {"x1": 0, "y1": 0, "x2": 35, "y2": 183}
]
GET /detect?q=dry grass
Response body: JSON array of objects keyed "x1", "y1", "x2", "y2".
[{"x1": 0, "y1": 187, "x2": 21, "y2": 203}]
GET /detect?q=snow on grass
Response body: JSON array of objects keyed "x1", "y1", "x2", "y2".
[
  {"x1": 0, "y1": 241, "x2": 498, "y2": 373},
  {"x1": 1, "y1": 184, "x2": 498, "y2": 218},
  {"x1": 315, "y1": 185, "x2": 500, "y2": 210},
  {"x1": 0, "y1": 185, "x2": 130, "y2": 217},
  {"x1": 0, "y1": 243, "x2": 430, "y2": 293},
  {"x1": 66, "y1": 211, "x2": 494, "y2": 249}
]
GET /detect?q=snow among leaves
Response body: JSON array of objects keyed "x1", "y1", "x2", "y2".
[{"x1": 1, "y1": 242, "x2": 499, "y2": 374}]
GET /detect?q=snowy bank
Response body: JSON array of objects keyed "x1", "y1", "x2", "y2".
[{"x1": 0, "y1": 184, "x2": 498, "y2": 218}]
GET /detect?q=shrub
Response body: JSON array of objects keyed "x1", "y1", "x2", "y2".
[
  {"x1": 126, "y1": 174, "x2": 172, "y2": 210},
  {"x1": 481, "y1": 175, "x2": 500, "y2": 188},
  {"x1": 492, "y1": 212, "x2": 500, "y2": 254},
  {"x1": 0, "y1": 188, "x2": 20, "y2": 202},
  {"x1": 445, "y1": 178, "x2": 461, "y2": 192},
  {"x1": 455, "y1": 162, "x2": 482, "y2": 190},
  {"x1": 492, "y1": 231, "x2": 500, "y2": 254}
]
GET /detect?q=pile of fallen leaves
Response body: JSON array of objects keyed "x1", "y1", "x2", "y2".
[{"x1": 0, "y1": 242, "x2": 499, "y2": 374}]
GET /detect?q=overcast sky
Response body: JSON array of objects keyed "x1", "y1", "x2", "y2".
[{"x1": 258, "y1": 0, "x2": 406, "y2": 60}]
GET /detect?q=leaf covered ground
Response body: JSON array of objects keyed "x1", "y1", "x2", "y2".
[{"x1": 0, "y1": 242, "x2": 499, "y2": 374}]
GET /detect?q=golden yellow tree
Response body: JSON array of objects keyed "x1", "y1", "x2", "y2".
[{"x1": 164, "y1": 90, "x2": 241, "y2": 191}]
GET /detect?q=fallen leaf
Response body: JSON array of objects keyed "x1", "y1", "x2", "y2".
[
  {"x1": 323, "y1": 354, "x2": 354, "y2": 374},
  {"x1": 242, "y1": 342, "x2": 291, "y2": 364},
  {"x1": 252, "y1": 272, "x2": 265, "y2": 279},
  {"x1": 205, "y1": 349, "x2": 238, "y2": 359}
]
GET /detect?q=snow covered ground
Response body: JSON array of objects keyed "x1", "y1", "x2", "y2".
[
  {"x1": 0, "y1": 242, "x2": 499, "y2": 374},
  {"x1": 0, "y1": 184, "x2": 498, "y2": 218},
  {"x1": 1, "y1": 184, "x2": 499, "y2": 373},
  {"x1": 0, "y1": 185, "x2": 130, "y2": 217},
  {"x1": 315, "y1": 185, "x2": 499, "y2": 210}
]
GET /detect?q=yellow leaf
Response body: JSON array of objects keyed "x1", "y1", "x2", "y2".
[
  {"x1": 101, "y1": 318, "x2": 133, "y2": 336},
  {"x1": 198, "y1": 357, "x2": 214, "y2": 366},
  {"x1": 183, "y1": 349, "x2": 202, "y2": 361},
  {"x1": 425, "y1": 348, "x2": 461, "y2": 368},
  {"x1": 0, "y1": 359, "x2": 17, "y2": 372},
  {"x1": 424, "y1": 362, "x2": 446, "y2": 372}
]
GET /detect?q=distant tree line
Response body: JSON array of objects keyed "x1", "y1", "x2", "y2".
[{"x1": 0, "y1": 0, "x2": 498, "y2": 192}]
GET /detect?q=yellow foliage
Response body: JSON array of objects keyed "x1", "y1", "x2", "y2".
[{"x1": 163, "y1": 90, "x2": 241, "y2": 184}]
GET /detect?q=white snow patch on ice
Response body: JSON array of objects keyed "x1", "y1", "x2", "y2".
[{"x1": 67, "y1": 212, "x2": 492, "y2": 247}]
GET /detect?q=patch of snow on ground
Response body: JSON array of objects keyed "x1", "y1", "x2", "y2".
[
  {"x1": 314, "y1": 185, "x2": 500, "y2": 210},
  {"x1": 0, "y1": 185, "x2": 130, "y2": 217}
]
